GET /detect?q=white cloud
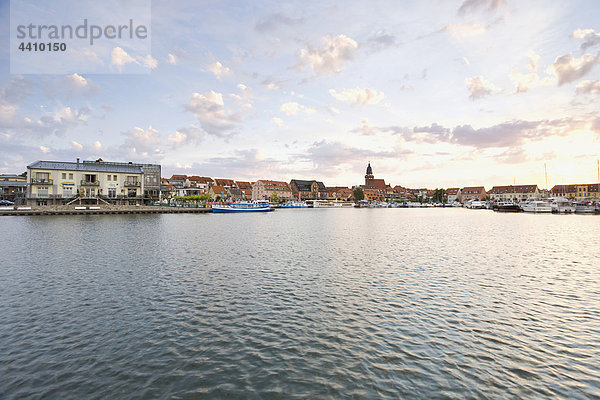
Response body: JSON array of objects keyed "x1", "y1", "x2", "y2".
[
  {"x1": 329, "y1": 88, "x2": 385, "y2": 105},
  {"x1": 443, "y1": 23, "x2": 486, "y2": 38},
  {"x1": 208, "y1": 61, "x2": 233, "y2": 78},
  {"x1": 167, "y1": 53, "x2": 178, "y2": 64},
  {"x1": 185, "y1": 91, "x2": 248, "y2": 136},
  {"x1": 111, "y1": 47, "x2": 136, "y2": 69},
  {"x1": 327, "y1": 106, "x2": 340, "y2": 115},
  {"x1": 67, "y1": 73, "x2": 88, "y2": 89},
  {"x1": 548, "y1": 53, "x2": 599, "y2": 86},
  {"x1": 280, "y1": 101, "x2": 316, "y2": 116},
  {"x1": 71, "y1": 140, "x2": 83, "y2": 151},
  {"x1": 39, "y1": 145, "x2": 50, "y2": 153},
  {"x1": 297, "y1": 34, "x2": 358, "y2": 75},
  {"x1": 272, "y1": 117, "x2": 284, "y2": 127},
  {"x1": 140, "y1": 54, "x2": 158, "y2": 69},
  {"x1": 575, "y1": 80, "x2": 600, "y2": 95},
  {"x1": 571, "y1": 28, "x2": 600, "y2": 50},
  {"x1": 167, "y1": 125, "x2": 206, "y2": 147},
  {"x1": 465, "y1": 76, "x2": 496, "y2": 100}
]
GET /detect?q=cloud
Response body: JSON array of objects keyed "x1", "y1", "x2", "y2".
[
  {"x1": 280, "y1": 101, "x2": 316, "y2": 116},
  {"x1": 1, "y1": 75, "x2": 35, "y2": 105},
  {"x1": 167, "y1": 125, "x2": 207, "y2": 147},
  {"x1": 297, "y1": 34, "x2": 358, "y2": 75},
  {"x1": 549, "y1": 53, "x2": 599, "y2": 86},
  {"x1": 271, "y1": 117, "x2": 284, "y2": 127},
  {"x1": 442, "y1": 23, "x2": 487, "y2": 38},
  {"x1": 71, "y1": 140, "x2": 83, "y2": 151},
  {"x1": 465, "y1": 76, "x2": 496, "y2": 100},
  {"x1": 303, "y1": 140, "x2": 400, "y2": 170},
  {"x1": 140, "y1": 54, "x2": 158, "y2": 69},
  {"x1": 111, "y1": 47, "x2": 137, "y2": 69},
  {"x1": 208, "y1": 61, "x2": 233, "y2": 78},
  {"x1": 572, "y1": 29, "x2": 600, "y2": 51},
  {"x1": 365, "y1": 31, "x2": 398, "y2": 53},
  {"x1": 255, "y1": 13, "x2": 304, "y2": 32},
  {"x1": 457, "y1": 0, "x2": 506, "y2": 15},
  {"x1": 575, "y1": 80, "x2": 600, "y2": 95},
  {"x1": 167, "y1": 53, "x2": 178, "y2": 64},
  {"x1": 329, "y1": 87, "x2": 385, "y2": 105},
  {"x1": 119, "y1": 126, "x2": 165, "y2": 161},
  {"x1": 185, "y1": 90, "x2": 249, "y2": 136},
  {"x1": 110, "y1": 47, "x2": 157, "y2": 71},
  {"x1": 327, "y1": 106, "x2": 340, "y2": 115}
]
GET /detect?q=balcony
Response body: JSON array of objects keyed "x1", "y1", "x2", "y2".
[
  {"x1": 124, "y1": 181, "x2": 141, "y2": 187},
  {"x1": 30, "y1": 178, "x2": 53, "y2": 185},
  {"x1": 80, "y1": 180, "x2": 100, "y2": 186}
]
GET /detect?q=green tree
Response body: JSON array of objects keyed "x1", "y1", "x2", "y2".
[
  {"x1": 269, "y1": 192, "x2": 279, "y2": 203},
  {"x1": 432, "y1": 188, "x2": 446, "y2": 203},
  {"x1": 353, "y1": 187, "x2": 365, "y2": 201}
]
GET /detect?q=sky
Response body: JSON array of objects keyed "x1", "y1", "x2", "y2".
[{"x1": 1, "y1": 0, "x2": 599, "y2": 189}]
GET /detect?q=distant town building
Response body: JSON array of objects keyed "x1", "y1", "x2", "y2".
[
  {"x1": 445, "y1": 188, "x2": 461, "y2": 203},
  {"x1": 487, "y1": 185, "x2": 539, "y2": 201},
  {"x1": 236, "y1": 181, "x2": 253, "y2": 199},
  {"x1": 252, "y1": 180, "x2": 292, "y2": 201},
  {"x1": 188, "y1": 176, "x2": 214, "y2": 191},
  {"x1": 214, "y1": 178, "x2": 236, "y2": 189},
  {"x1": 290, "y1": 179, "x2": 328, "y2": 200},
  {"x1": 460, "y1": 186, "x2": 486, "y2": 202},
  {"x1": 209, "y1": 185, "x2": 227, "y2": 200},
  {"x1": 327, "y1": 186, "x2": 353, "y2": 200}
]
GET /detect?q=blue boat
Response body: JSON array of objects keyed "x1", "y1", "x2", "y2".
[{"x1": 212, "y1": 201, "x2": 273, "y2": 213}]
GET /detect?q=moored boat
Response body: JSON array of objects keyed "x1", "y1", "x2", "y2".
[
  {"x1": 550, "y1": 198, "x2": 575, "y2": 214},
  {"x1": 574, "y1": 200, "x2": 595, "y2": 214},
  {"x1": 212, "y1": 201, "x2": 272, "y2": 213},
  {"x1": 520, "y1": 200, "x2": 552, "y2": 213},
  {"x1": 280, "y1": 201, "x2": 308, "y2": 208},
  {"x1": 493, "y1": 201, "x2": 522, "y2": 212}
]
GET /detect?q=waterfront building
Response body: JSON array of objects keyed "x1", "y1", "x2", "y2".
[
  {"x1": 26, "y1": 159, "x2": 157, "y2": 206},
  {"x1": 214, "y1": 178, "x2": 236, "y2": 189},
  {"x1": 236, "y1": 181, "x2": 253, "y2": 199},
  {"x1": 550, "y1": 184, "x2": 577, "y2": 199},
  {"x1": 487, "y1": 185, "x2": 539, "y2": 202},
  {"x1": 86, "y1": 160, "x2": 161, "y2": 202},
  {"x1": 290, "y1": 179, "x2": 328, "y2": 200},
  {"x1": 460, "y1": 186, "x2": 487, "y2": 202},
  {"x1": 327, "y1": 186, "x2": 353, "y2": 201},
  {"x1": 169, "y1": 174, "x2": 188, "y2": 188},
  {"x1": 363, "y1": 188, "x2": 382, "y2": 202},
  {"x1": 188, "y1": 176, "x2": 214, "y2": 191},
  {"x1": 445, "y1": 188, "x2": 461, "y2": 203},
  {"x1": 252, "y1": 180, "x2": 292, "y2": 201},
  {"x1": 0, "y1": 175, "x2": 27, "y2": 203},
  {"x1": 209, "y1": 185, "x2": 228, "y2": 200}
]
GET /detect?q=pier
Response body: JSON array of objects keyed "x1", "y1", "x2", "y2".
[{"x1": 0, "y1": 206, "x2": 211, "y2": 216}]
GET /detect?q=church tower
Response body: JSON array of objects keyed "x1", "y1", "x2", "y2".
[{"x1": 365, "y1": 162, "x2": 374, "y2": 188}]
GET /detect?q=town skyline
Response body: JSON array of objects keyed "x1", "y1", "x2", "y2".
[{"x1": 1, "y1": 0, "x2": 600, "y2": 189}]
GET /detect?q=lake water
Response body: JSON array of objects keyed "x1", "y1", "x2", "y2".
[{"x1": 1, "y1": 209, "x2": 599, "y2": 399}]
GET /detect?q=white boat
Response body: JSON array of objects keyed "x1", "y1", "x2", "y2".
[
  {"x1": 309, "y1": 200, "x2": 335, "y2": 208},
  {"x1": 520, "y1": 200, "x2": 552, "y2": 213},
  {"x1": 550, "y1": 198, "x2": 575, "y2": 214},
  {"x1": 280, "y1": 201, "x2": 308, "y2": 208},
  {"x1": 466, "y1": 200, "x2": 487, "y2": 209},
  {"x1": 575, "y1": 200, "x2": 596, "y2": 214},
  {"x1": 212, "y1": 201, "x2": 272, "y2": 213}
]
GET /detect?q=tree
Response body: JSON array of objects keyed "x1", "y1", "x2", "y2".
[
  {"x1": 353, "y1": 187, "x2": 365, "y2": 201},
  {"x1": 432, "y1": 188, "x2": 446, "y2": 203},
  {"x1": 269, "y1": 192, "x2": 279, "y2": 203}
]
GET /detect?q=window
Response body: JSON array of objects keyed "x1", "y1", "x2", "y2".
[
  {"x1": 62, "y1": 173, "x2": 66, "y2": 179},
  {"x1": 113, "y1": 175, "x2": 117, "y2": 181},
  {"x1": 69, "y1": 173, "x2": 73, "y2": 179},
  {"x1": 107, "y1": 175, "x2": 111, "y2": 181}
]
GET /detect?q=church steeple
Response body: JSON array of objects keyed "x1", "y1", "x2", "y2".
[{"x1": 365, "y1": 162, "x2": 374, "y2": 187}]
